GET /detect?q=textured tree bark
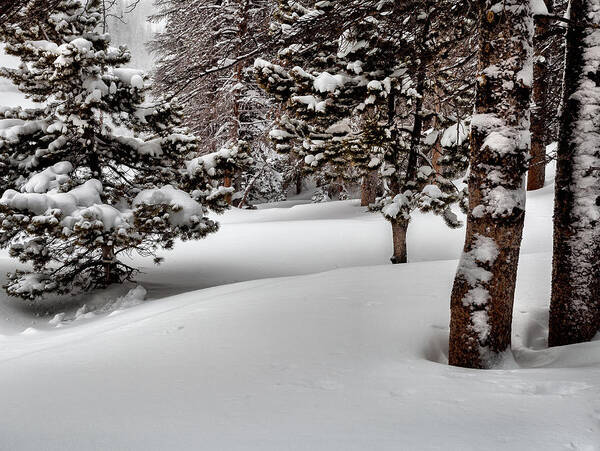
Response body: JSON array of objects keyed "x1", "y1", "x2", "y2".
[
  {"x1": 449, "y1": 1, "x2": 532, "y2": 368},
  {"x1": 431, "y1": 137, "x2": 443, "y2": 176},
  {"x1": 223, "y1": 173, "x2": 233, "y2": 205},
  {"x1": 549, "y1": 0, "x2": 600, "y2": 346},
  {"x1": 431, "y1": 85, "x2": 443, "y2": 176},
  {"x1": 527, "y1": 0, "x2": 552, "y2": 191},
  {"x1": 390, "y1": 219, "x2": 408, "y2": 264},
  {"x1": 360, "y1": 171, "x2": 379, "y2": 207}
]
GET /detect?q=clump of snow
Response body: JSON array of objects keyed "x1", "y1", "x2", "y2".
[
  {"x1": 113, "y1": 68, "x2": 145, "y2": 89},
  {"x1": 381, "y1": 192, "x2": 410, "y2": 220},
  {"x1": 8, "y1": 273, "x2": 56, "y2": 297},
  {"x1": 114, "y1": 135, "x2": 163, "y2": 157},
  {"x1": 2, "y1": 179, "x2": 134, "y2": 233},
  {"x1": 441, "y1": 120, "x2": 469, "y2": 148},
  {"x1": 185, "y1": 144, "x2": 242, "y2": 177},
  {"x1": 487, "y1": 185, "x2": 526, "y2": 217},
  {"x1": 105, "y1": 285, "x2": 147, "y2": 313},
  {"x1": 291, "y1": 95, "x2": 328, "y2": 113},
  {"x1": 48, "y1": 286, "x2": 147, "y2": 327},
  {"x1": 49, "y1": 312, "x2": 65, "y2": 325},
  {"x1": 74, "y1": 304, "x2": 95, "y2": 321},
  {"x1": 0, "y1": 119, "x2": 48, "y2": 145},
  {"x1": 21, "y1": 161, "x2": 73, "y2": 193},
  {"x1": 313, "y1": 72, "x2": 346, "y2": 93},
  {"x1": 133, "y1": 186, "x2": 203, "y2": 227}
]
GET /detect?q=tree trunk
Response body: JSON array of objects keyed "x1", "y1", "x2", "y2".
[
  {"x1": 85, "y1": 126, "x2": 117, "y2": 284},
  {"x1": 431, "y1": 85, "x2": 443, "y2": 175},
  {"x1": 294, "y1": 153, "x2": 304, "y2": 195},
  {"x1": 387, "y1": 18, "x2": 428, "y2": 265},
  {"x1": 527, "y1": 0, "x2": 552, "y2": 191},
  {"x1": 102, "y1": 244, "x2": 115, "y2": 285},
  {"x1": 223, "y1": 172, "x2": 233, "y2": 205},
  {"x1": 390, "y1": 218, "x2": 408, "y2": 264},
  {"x1": 449, "y1": 1, "x2": 533, "y2": 369},
  {"x1": 295, "y1": 172, "x2": 302, "y2": 195},
  {"x1": 360, "y1": 171, "x2": 378, "y2": 206},
  {"x1": 549, "y1": 0, "x2": 600, "y2": 346}
]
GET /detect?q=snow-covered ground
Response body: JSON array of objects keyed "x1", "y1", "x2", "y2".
[{"x1": 1, "y1": 166, "x2": 599, "y2": 450}]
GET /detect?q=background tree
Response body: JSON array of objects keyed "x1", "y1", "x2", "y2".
[
  {"x1": 527, "y1": 0, "x2": 552, "y2": 191},
  {"x1": 449, "y1": 0, "x2": 533, "y2": 369},
  {"x1": 150, "y1": 0, "x2": 287, "y2": 205},
  {"x1": 256, "y1": 0, "x2": 473, "y2": 263}
]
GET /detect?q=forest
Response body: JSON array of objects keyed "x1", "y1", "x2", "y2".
[{"x1": 0, "y1": 0, "x2": 598, "y2": 449}]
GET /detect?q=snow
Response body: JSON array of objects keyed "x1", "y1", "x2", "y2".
[
  {"x1": 0, "y1": 49, "x2": 38, "y2": 109},
  {"x1": 531, "y1": 0, "x2": 550, "y2": 15},
  {"x1": 1, "y1": 179, "x2": 133, "y2": 232},
  {"x1": 291, "y1": 94, "x2": 328, "y2": 113},
  {"x1": 185, "y1": 143, "x2": 245, "y2": 177},
  {"x1": 313, "y1": 71, "x2": 346, "y2": 93},
  {"x1": 114, "y1": 135, "x2": 163, "y2": 156},
  {"x1": 113, "y1": 68, "x2": 145, "y2": 89},
  {"x1": 107, "y1": 0, "x2": 159, "y2": 71},
  {"x1": 1, "y1": 179, "x2": 104, "y2": 216},
  {"x1": 488, "y1": 185, "x2": 527, "y2": 217},
  {"x1": 0, "y1": 164, "x2": 598, "y2": 449},
  {"x1": 441, "y1": 120, "x2": 469, "y2": 148},
  {"x1": 22, "y1": 162, "x2": 73, "y2": 193},
  {"x1": 134, "y1": 185, "x2": 204, "y2": 226}
]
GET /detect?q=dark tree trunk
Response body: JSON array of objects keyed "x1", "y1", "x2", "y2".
[
  {"x1": 295, "y1": 173, "x2": 302, "y2": 195},
  {"x1": 527, "y1": 0, "x2": 553, "y2": 191},
  {"x1": 549, "y1": 0, "x2": 600, "y2": 346},
  {"x1": 390, "y1": 219, "x2": 408, "y2": 264},
  {"x1": 431, "y1": 85, "x2": 443, "y2": 176},
  {"x1": 102, "y1": 244, "x2": 115, "y2": 285},
  {"x1": 360, "y1": 171, "x2": 378, "y2": 207},
  {"x1": 223, "y1": 172, "x2": 233, "y2": 205},
  {"x1": 449, "y1": 1, "x2": 532, "y2": 368},
  {"x1": 85, "y1": 126, "x2": 117, "y2": 285}
]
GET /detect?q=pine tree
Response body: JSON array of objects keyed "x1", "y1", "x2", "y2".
[
  {"x1": 449, "y1": 0, "x2": 533, "y2": 368},
  {"x1": 150, "y1": 0, "x2": 285, "y2": 205},
  {"x1": 256, "y1": 0, "x2": 470, "y2": 263},
  {"x1": 1, "y1": 0, "x2": 60, "y2": 24},
  {"x1": 0, "y1": 0, "x2": 234, "y2": 299},
  {"x1": 549, "y1": 0, "x2": 600, "y2": 346}
]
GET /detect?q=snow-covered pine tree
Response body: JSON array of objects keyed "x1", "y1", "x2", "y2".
[
  {"x1": 255, "y1": 0, "x2": 373, "y2": 204},
  {"x1": 256, "y1": 0, "x2": 470, "y2": 263},
  {"x1": 449, "y1": 0, "x2": 533, "y2": 369},
  {"x1": 150, "y1": 0, "x2": 286, "y2": 205},
  {"x1": 549, "y1": 0, "x2": 600, "y2": 346},
  {"x1": 0, "y1": 0, "x2": 233, "y2": 299}
]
